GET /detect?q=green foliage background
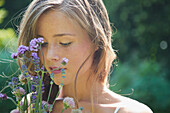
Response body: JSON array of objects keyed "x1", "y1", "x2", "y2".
[{"x1": 0, "y1": 0, "x2": 169, "y2": 112}]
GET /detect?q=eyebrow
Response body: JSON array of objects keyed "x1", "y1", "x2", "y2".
[
  {"x1": 53, "y1": 33, "x2": 75, "y2": 37},
  {"x1": 37, "y1": 33, "x2": 75, "y2": 38}
]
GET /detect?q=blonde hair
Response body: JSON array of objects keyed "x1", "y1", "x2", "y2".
[
  {"x1": 18, "y1": 0, "x2": 117, "y2": 109},
  {"x1": 18, "y1": 0, "x2": 116, "y2": 82}
]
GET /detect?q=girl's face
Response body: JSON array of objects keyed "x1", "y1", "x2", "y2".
[{"x1": 37, "y1": 10, "x2": 95, "y2": 85}]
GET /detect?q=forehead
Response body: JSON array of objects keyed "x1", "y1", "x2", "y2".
[
  {"x1": 36, "y1": 9, "x2": 93, "y2": 45},
  {"x1": 37, "y1": 10, "x2": 84, "y2": 36}
]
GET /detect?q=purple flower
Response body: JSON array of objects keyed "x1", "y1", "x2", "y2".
[
  {"x1": 29, "y1": 38, "x2": 44, "y2": 51},
  {"x1": 12, "y1": 87, "x2": 26, "y2": 95},
  {"x1": 21, "y1": 65, "x2": 27, "y2": 71},
  {"x1": 0, "y1": 93, "x2": 7, "y2": 100},
  {"x1": 29, "y1": 38, "x2": 39, "y2": 51},
  {"x1": 31, "y1": 85, "x2": 37, "y2": 92},
  {"x1": 11, "y1": 53, "x2": 17, "y2": 59},
  {"x1": 34, "y1": 65, "x2": 40, "y2": 72},
  {"x1": 11, "y1": 45, "x2": 28, "y2": 59},
  {"x1": 31, "y1": 52, "x2": 40, "y2": 63},
  {"x1": 22, "y1": 71, "x2": 31, "y2": 78},
  {"x1": 32, "y1": 76, "x2": 40, "y2": 85},
  {"x1": 37, "y1": 37, "x2": 44, "y2": 43},
  {"x1": 19, "y1": 87, "x2": 26, "y2": 95},
  {"x1": 63, "y1": 97, "x2": 75, "y2": 109},
  {"x1": 12, "y1": 77, "x2": 18, "y2": 86},
  {"x1": 41, "y1": 66, "x2": 44, "y2": 70},
  {"x1": 61, "y1": 58, "x2": 69, "y2": 65},
  {"x1": 31, "y1": 94, "x2": 37, "y2": 103},
  {"x1": 17, "y1": 45, "x2": 29, "y2": 56},
  {"x1": 31, "y1": 52, "x2": 39, "y2": 60}
]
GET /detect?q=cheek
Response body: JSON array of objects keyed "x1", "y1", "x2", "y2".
[{"x1": 68, "y1": 45, "x2": 93, "y2": 71}]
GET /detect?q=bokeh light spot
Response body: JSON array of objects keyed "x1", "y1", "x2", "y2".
[{"x1": 160, "y1": 40, "x2": 168, "y2": 50}]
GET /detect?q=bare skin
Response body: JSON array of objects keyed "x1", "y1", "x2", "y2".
[
  {"x1": 36, "y1": 10, "x2": 153, "y2": 113},
  {"x1": 52, "y1": 88, "x2": 153, "y2": 113}
]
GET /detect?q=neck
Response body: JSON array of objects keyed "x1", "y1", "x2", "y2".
[{"x1": 61, "y1": 72, "x2": 106, "y2": 104}]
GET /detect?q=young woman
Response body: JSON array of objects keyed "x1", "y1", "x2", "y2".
[{"x1": 15, "y1": 0, "x2": 153, "y2": 112}]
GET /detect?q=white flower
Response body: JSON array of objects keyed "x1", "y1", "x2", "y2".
[
  {"x1": 18, "y1": 87, "x2": 26, "y2": 95},
  {"x1": 12, "y1": 87, "x2": 26, "y2": 96},
  {"x1": 10, "y1": 109, "x2": 19, "y2": 113},
  {"x1": 63, "y1": 97, "x2": 75, "y2": 108},
  {"x1": 19, "y1": 74, "x2": 26, "y2": 84}
]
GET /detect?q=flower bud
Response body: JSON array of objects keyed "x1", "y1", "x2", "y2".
[
  {"x1": 60, "y1": 83, "x2": 64, "y2": 86},
  {"x1": 12, "y1": 77, "x2": 18, "y2": 86},
  {"x1": 21, "y1": 65, "x2": 27, "y2": 71},
  {"x1": 11, "y1": 53, "x2": 17, "y2": 59},
  {"x1": 31, "y1": 85, "x2": 37, "y2": 92},
  {"x1": 63, "y1": 97, "x2": 75, "y2": 109},
  {"x1": 19, "y1": 87, "x2": 26, "y2": 95},
  {"x1": 50, "y1": 81, "x2": 53, "y2": 85},
  {"x1": 61, "y1": 68, "x2": 65, "y2": 75},
  {"x1": 19, "y1": 74, "x2": 26, "y2": 84},
  {"x1": 50, "y1": 73, "x2": 54, "y2": 80},
  {"x1": 12, "y1": 87, "x2": 26, "y2": 96},
  {"x1": 0, "y1": 93, "x2": 7, "y2": 100},
  {"x1": 61, "y1": 58, "x2": 69, "y2": 65}
]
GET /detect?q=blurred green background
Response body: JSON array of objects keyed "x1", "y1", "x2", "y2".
[{"x1": 0, "y1": 0, "x2": 169, "y2": 112}]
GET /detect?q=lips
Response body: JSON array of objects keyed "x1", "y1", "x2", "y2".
[{"x1": 49, "y1": 67, "x2": 66, "y2": 74}]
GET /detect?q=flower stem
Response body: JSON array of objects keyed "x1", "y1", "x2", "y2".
[
  {"x1": 24, "y1": 81, "x2": 28, "y2": 113},
  {"x1": 0, "y1": 85, "x2": 10, "y2": 93},
  {"x1": 35, "y1": 72, "x2": 44, "y2": 112},
  {"x1": 48, "y1": 86, "x2": 62, "y2": 113},
  {"x1": 27, "y1": 80, "x2": 31, "y2": 93},
  {"x1": 51, "y1": 75, "x2": 65, "y2": 107},
  {"x1": 16, "y1": 96, "x2": 21, "y2": 113},
  {"x1": 35, "y1": 45, "x2": 45, "y2": 112},
  {"x1": 61, "y1": 108, "x2": 65, "y2": 113},
  {"x1": 7, "y1": 97, "x2": 17, "y2": 106},
  {"x1": 46, "y1": 81, "x2": 53, "y2": 109}
]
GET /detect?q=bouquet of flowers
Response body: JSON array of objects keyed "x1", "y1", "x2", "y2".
[{"x1": 0, "y1": 38, "x2": 83, "y2": 113}]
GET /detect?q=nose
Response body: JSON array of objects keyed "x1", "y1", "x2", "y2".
[{"x1": 46, "y1": 47, "x2": 60, "y2": 62}]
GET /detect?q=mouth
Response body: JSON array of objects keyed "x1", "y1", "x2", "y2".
[{"x1": 49, "y1": 67, "x2": 66, "y2": 74}]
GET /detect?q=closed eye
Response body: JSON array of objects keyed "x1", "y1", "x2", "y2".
[
  {"x1": 60, "y1": 42, "x2": 72, "y2": 46},
  {"x1": 41, "y1": 42, "x2": 48, "y2": 47}
]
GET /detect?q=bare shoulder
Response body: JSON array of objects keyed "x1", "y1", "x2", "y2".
[
  {"x1": 119, "y1": 98, "x2": 153, "y2": 113},
  {"x1": 102, "y1": 89, "x2": 153, "y2": 113},
  {"x1": 110, "y1": 91, "x2": 153, "y2": 113}
]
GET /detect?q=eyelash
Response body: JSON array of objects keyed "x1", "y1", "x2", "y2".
[
  {"x1": 41, "y1": 42, "x2": 72, "y2": 47},
  {"x1": 41, "y1": 42, "x2": 48, "y2": 47},
  {"x1": 59, "y1": 42, "x2": 72, "y2": 46}
]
